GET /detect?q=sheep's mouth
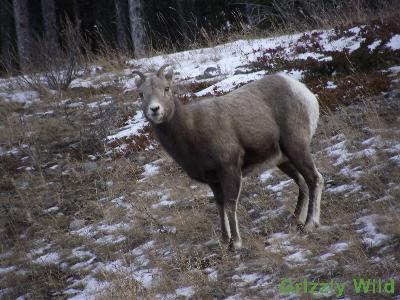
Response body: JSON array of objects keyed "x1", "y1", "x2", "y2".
[{"x1": 148, "y1": 113, "x2": 164, "y2": 124}]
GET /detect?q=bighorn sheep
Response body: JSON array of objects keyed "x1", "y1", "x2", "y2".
[{"x1": 133, "y1": 65, "x2": 324, "y2": 250}]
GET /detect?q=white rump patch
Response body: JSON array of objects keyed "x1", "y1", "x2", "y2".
[{"x1": 278, "y1": 73, "x2": 319, "y2": 137}]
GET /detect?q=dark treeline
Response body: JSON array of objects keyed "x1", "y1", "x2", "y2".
[
  {"x1": 0, "y1": 0, "x2": 246, "y2": 74},
  {"x1": 0, "y1": 0, "x2": 388, "y2": 74}
]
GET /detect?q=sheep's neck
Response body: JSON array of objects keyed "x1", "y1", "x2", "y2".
[{"x1": 155, "y1": 98, "x2": 193, "y2": 157}]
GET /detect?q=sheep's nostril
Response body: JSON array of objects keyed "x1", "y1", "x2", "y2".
[{"x1": 150, "y1": 106, "x2": 160, "y2": 113}]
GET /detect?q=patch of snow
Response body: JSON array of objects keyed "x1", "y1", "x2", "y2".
[
  {"x1": 339, "y1": 166, "x2": 363, "y2": 179},
  {"x1": 71, "y1": 225, "x2": 97, "y2": 238},
  {"x1": 67, "y1": 101, "x2": 84, "y2": 108},
  {"x1": 0, "y1": 251, "x2": 13, "y2": 260},
  {"x1": 356, "y1": 214, "x2": 391, "y2": 247},
  {"x1": 123, "y1": 77, "x2": 138, "y2": 92},
  {"x1": 33, "y1": 252, "x2": 61, "y2": 265},
  {"x1": 129, "y1": 30, "x2": 304, "y2": 82},
  {"x1": 0, "y1": 90, "x2": 39, "y2": 105},
  {"x1": 0, "y1": 288, "x2": 12, "y2": 298},
  {"x1": 131, "y1": 268, "x2": 158, "y2": 288},
  {"x1": 390, "y1": 154, "x2": 400, "y2": 165},
  {"x1": 205, "y1": 268, "x2": 218, "y2": 281},
  {"x1": 259, "y1": 170, "x2": 273, "y2": 182},
  {"x1": 385, "y1": 143, "x2": 400, "y2": 154},
  {"x1": 204, "y1": 239, "x2": 218, "y2": 247},
  {"x1": 232, "y1": 273, "x2": 263, "y2": 287},
  {"x1": 151, "y1": 194, "x2": 176, "y2": 209},
  {"x1": 141, "y1": 162, "x2": 160, "y2": 179},
  {"x1": 284, "y1": 250, "x2": 311, "y2": 263},
  {"x1": 87, "y1": 99, "x2": 112, "y2": 109},
  {"x1": 70, "y1": 257, "x2": 97, "y2": 271},
  {"x1": 296, "y1": 52, "x2": 326, "y2": 61},
  {"x1": 107, "y1": 110, "x2": 148, "y2": 141},
  {"x1": 135, "y1": 254, "x2": 150, "y2": 267},
  {"x1": 267, "y1": 179, "x2": 292, "y2": 192},
  {"x1": 28, "y1": 242, "x2": 52, "y2": 258},
  {"x1": 386, "y1": 34, "x2": 400, "y2": 50},
  {"x1": 349, "y1": 26, "x2": 362, "y2": 34},
  {"x1": 388, "y1": 66, "x2": 400, "y2": 74},
  {"x1": 95, "y1": 259, "x2": 125, "y2": 273},
  {"x1": 66, "y1": 276, "x2": 109, "y2": 300},
  {"x1": 325, "y1": 81, "x2": 337, "y2": 89},
  {"x1": 97, "y1": 222, "x2": 130, "y2": 233},
  {"x1": 326, "y1": 183, "x2": 361, "y2": 194},
  {"x1": 368, "y1": 40, "x2": 381, "y2": 51},
  {"x1": 362, "y1": 136, "x2": 382, "y2": 146},
  {"x1": 355, "y1": 147, "x2": 376, "y2": 158},
  {"x1": 0, "y1": 145, "x2": 28, "y2": 157},
  {"x1": 224, "y1": 294, "x2": 241, "y2": 300},
  {"x1": 111, "y1": 196, "x2": 132, "y2": 210},
  {"x1": 195, "y1": 71, "x2": 265, "y2": 96},
  {"x1": 317, "y1": 253, "x2": 335, "y2": 261},
  {"x1": 44, "y1": 206, "x2": 59, "y2": 213},
  {"x1": 131, "y1": 240, "x2": 155, "y2": 256},
  {"x1": 331, "y1": 242, "x2": 349, "y2": 252},
  {"x1": 266, "y1": 232, "x2": 295, "y2": 253},
  {"x1": 282, "y1": 69, "x2": 304, "y2": 81},
  {"x1": 322, "y1": 28, "x2": 365, "y2": 53},
  {"x1": 71, "y1": 248, "x2": 95, "y2": 259},
  {"x1": 325, "y1": 139, "x2": 352, "y2": 166},
  {"x1": 95, "y1": 235, "x2": 126, "y2": 245},
  {"x1": 154, "y1": 225, "x2": 176, "y2": 234},
  {"x1": 175, "y1": 287, "x2": 195, "y2": 298},
  {"x1": 0, "y1": 266, "x2": 16, "y2": 274}
]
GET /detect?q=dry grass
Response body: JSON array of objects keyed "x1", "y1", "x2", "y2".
[
  {"x1": 143, "y1": 0, "x2": 400, "y2": 58},
  {"x1": 2, "y1": 80, "x2": 399, "y2": 298}
]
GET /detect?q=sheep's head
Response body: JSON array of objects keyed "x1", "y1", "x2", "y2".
[{"x1": 133, "y1": 65, "x2": 175, "y2": 125}]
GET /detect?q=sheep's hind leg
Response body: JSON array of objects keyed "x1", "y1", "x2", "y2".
[
  {"x1": 219, "y1": 166, "x2": 243, "y2": 250},
  {"x1": 281, "y1": 140, "x2": 324, "y2": 232},
  {"x1": 210, "y1": 183, "x2": 231, "y2": 244},
  {"x1": 278, "y1": 161, "x2": 309, "y2": 225}
]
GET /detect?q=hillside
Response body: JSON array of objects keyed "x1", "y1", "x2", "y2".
[{"x1": 1, "y1": 17, "x2": 400, "y2": 299}]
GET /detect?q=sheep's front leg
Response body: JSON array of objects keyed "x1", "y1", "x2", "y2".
[
  {"x1": 210, "y1": 183, "x2": 231, "y2": 244},
  {"x1": 219, "y1": 166, "x2": 243, "y2": 250},
  {"x1": 217, "y1": 203, "x2": 231, "y2": 243}
]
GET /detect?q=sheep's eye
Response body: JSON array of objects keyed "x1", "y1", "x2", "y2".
[
  {"x1": 164, "y1": 87, "x2": 170, "y2": 92},
  {"x1": 139, "y1": 92, "x2": 144, "y2": 98}
]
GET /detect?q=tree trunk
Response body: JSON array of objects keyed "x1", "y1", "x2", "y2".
[
  {"x1": 128, "y1": 0, "x2": 146, "y2": 58},
  {"x1": 41, "y1": 0, "x2": 58, "y2": 54},
  {"x1": 0, "y1": 0, "x2": 14, "y2": 72},
  {"x1": 72, "y1": 0, "x2": 81, "y2": 32},
  {"x1": 114, "y1": 0, "x2": 130, "y2": 53},
  {"x1": 12, "y1": 0, "x2": 32, "y2": 67},
  {"x1": 245, "y1": 3, "x2": 256, "y2": 26}
]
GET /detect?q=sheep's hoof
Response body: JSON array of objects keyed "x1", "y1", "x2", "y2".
[
  {"x1": 303, "y1": 220, "x2": 320, "y2": 232},
  {"x1": 287, "y1": 213, "x2": 305, "y2": 229},
  {"x1": 228, "y1": 239, "x2": 242, "y2": 251}
]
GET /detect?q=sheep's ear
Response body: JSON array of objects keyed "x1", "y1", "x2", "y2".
[
  {"x1": 157, "y1": 64, "x2": 173, "y2": 82},
  {"x1": 164, "y1": 67, "x2": 173, "y2": 82},
  {"x1": 132, "y1": 71, "x2": 145, "y2": 87}
]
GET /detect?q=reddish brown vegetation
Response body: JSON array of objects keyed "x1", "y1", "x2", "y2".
[{"x1": 247, "y1": 16, "x2": 400, "y2": 109}]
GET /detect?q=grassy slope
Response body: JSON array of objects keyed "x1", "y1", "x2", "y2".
[{"x1": 1, "y1": 17, "x2": 400, "y2": 299}]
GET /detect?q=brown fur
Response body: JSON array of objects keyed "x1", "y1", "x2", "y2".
[{"x1": 134, "y1": 67, "x2": 324, "y2": 250}]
